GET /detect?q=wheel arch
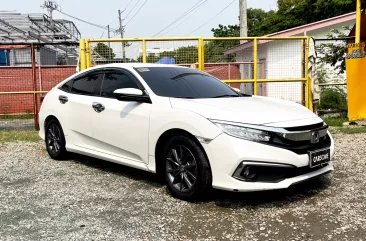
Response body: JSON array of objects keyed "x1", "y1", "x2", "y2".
[{"x1": 154, "y1": 128, "x2": 211, "y2": 175}]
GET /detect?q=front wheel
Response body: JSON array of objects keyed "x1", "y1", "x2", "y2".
[
  {"x1": 45, "y1": 119, "x2": 67, "y2": 160},
  {"x1": 163, "y1": 136, "x2": 212, "y2": 201}
]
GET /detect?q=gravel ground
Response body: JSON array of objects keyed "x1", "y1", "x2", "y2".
[{"x1": 0, "y1": 133, "x2": 365, "y2": 241}]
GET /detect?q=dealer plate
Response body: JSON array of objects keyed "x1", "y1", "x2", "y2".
[{"x1": 308, "y1": 148, "x2": 330, "y2": 168}]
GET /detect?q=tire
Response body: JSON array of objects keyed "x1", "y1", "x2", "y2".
[
  {"x1": 45, "y1": 119, "x2": 68, "y2": 160},
  {"x1": 162, "y1": 135, "x2": 212, "y2": 201}
]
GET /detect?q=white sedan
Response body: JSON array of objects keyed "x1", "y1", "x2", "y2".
[{"x1": 39, "y1": 63, "x2": 334, "y2": 201}]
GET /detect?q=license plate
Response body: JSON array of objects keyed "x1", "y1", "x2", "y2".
[{"x1": 308, "y1": 148, "x2": 330, "y2": 168}]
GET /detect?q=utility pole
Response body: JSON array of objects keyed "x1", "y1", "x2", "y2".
[
  {"x1": 41, "y1": 0, "x2": 59, "y2": 30},
  {"x1": 107, "y1": 25, "x2": 111, "y2": 48},
  {"x1": 118, "y1": 9, "x2": 126, "y2": 59},
  {"x1": 239, "y1": 0, "x2": 250, "y2": 94},
  {"x1": 239, "y1": 0, "x2": 248, "y2": 38}
]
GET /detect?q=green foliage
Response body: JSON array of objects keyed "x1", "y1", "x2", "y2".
[
  {"x1": 318, "y1": 26, "x2": 350, "y2": 75},
  {"x1": 318, "y1": 87, "x2": 348, "y2": 111},
  {"x1": 93, "y1": 43, "x2": 116, "y2": 60},
  {"x1": 211, "y1": 0, "x2": 355, "y2": 37},
  {"x1": 137, "y1": 46, "x2": 198, "y2": 64},
  {"x1": 211, "y1": 24, "x2": 239, "y2": 37},
  {"x1": 323, "y1": 115, "x2": 348, "y2": 126}
]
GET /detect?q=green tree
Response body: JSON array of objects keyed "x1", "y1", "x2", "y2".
[
  {"x1": 138, "y1": 46, "x2": 199, "y2": 64},
  {"x1": 318, "y1": 26, "x2": 351, "y2": 75},
  {"x1": 211, "y1": 0, "x2": 356, "y2": 37},
  {"x1": 93, "y1": 43, "x2": 116, "y2": 59}
]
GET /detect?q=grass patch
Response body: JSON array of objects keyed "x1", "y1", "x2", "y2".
[
  {"x1": 322, "y1": 116, "x2": 348, "y2": 127},
  {"x1": 336, "y1": 126, "x2": 366, "y2": 134},
  {"x1": 0, "y1": 114, "x2": 34, "y2": 120},
  {"x1": 0, "y1": 131, "x2": 40, "y2": 142}
]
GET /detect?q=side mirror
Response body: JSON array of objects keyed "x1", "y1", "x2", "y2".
[{"x1": 113, "y1": 88, "x2": 151, "y2": 103}]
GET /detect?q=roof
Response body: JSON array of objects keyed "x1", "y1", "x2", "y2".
[
  {"x1": 89, "y1": 63, "x2": 189, "y2": 70},
  {"x1": 225, "y1": 11, "x2": 356, "y2": 54},
  {"x1": 0, "y1": 12, "x2": 80, "y2": 44}
]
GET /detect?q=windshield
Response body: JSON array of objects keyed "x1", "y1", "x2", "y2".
[{"x1": 134, "y1": 67, "x2": 242, "y2": 99}]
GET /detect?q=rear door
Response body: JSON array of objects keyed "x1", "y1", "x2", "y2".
[
  {"x1": 59, "y1": 70, "x2": 103, "y2": 149},
  {"x1": 91, "y1": 68, "x2": 152, "y2": 164}
]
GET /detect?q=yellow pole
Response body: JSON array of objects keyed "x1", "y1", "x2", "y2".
[
  {"x1": 356, "y1": 0, "x2": 362, "y2": 44},
  {"x1": 142, "y1": 40, "x2": 147, "y2": 63},
  {"x1": 85, "y1": 40, "x2": 92, "y2": 68},
  {"x1": 198, "y1": 38, "x2": 204, "y2": 71},
  {"x1": 253, "y1": 38, "x2": 258, "y2": 95},
  {"x1": 79, "y1": 39, "x2": 86, "y2": 71},
  {"x1": 305, "y1": 37, "x2": 313, "y2": 111}
]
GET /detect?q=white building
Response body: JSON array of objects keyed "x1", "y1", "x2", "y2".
[{"x1": 225, "y1": 12, "x2": 355, "y2": 103}]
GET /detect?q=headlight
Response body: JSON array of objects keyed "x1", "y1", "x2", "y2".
[{"x1": 212, "y1": 121, "x2": 271, "y2": 142}]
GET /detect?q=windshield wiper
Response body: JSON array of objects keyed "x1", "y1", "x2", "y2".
[
  {"x1": 212, "y1": 94, "x2": 241, "y2": 98},
  {"x1": 171, "y1": 73, "x2": 208, "y2": 80},
  {"x1": 172, "y1": 96, "x2": 196, "y2": 99}
]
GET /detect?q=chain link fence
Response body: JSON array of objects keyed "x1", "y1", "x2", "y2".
[
  {"x1": 0, "y1": 43, "x2": 78, "y2": 131},
  {"x1": 314, "y1": 39, "x2": 348, "y2": 113}
]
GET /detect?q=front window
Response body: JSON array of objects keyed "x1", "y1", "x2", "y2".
[{"x1": 134, "y1": 67, "x2": 241, "y2": 99}]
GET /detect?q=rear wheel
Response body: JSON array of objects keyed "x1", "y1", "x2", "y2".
[
  {"x1": 45, "y1": 119, "x2": 67, "y2": 160},
  {"x1": 163, "y1": 135, "x2": 212, "y2": 201}
]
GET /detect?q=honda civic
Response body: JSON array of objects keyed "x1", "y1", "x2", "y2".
[{"x1": 39, "y1": 64, "x2": 334, "y2": 200}]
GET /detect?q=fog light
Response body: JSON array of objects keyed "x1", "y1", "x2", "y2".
[{"x1": 242, "y1": 166, "x2": 256, "y2": 180}]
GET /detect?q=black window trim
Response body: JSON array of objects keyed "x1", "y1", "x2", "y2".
[
  {"x1": 58, "y1": 69, "x2": 105, "y2": 96},
  {"x1": 98, "y1": 67, "x2": 147, "y2": 99}
]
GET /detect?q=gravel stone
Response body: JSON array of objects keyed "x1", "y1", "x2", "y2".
[{"x1": 0, "y1": 133, "x2": 365, "y2": 240}]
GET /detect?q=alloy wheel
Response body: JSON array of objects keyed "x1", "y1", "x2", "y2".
[
  {"x1": 47, "y1": 124, "x2": 62, "y2": 155},
  {"x1": 166, "y1": 145, "x2": 198, "y2": 193}
]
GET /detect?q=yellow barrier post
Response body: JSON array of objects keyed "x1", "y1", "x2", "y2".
[
  {"x1": 356, "y1": 0, "x2": 362, "y2": 44},
  {"x1": 198, "y1": 38, "x2": 204, "y2": 71},
  {"x1": 79, "y1": 39, "x2": 86, "y2": 71},
  {"x1": 305, "y1": 37, "x2": 312, "y2": 111},
  {"x1": 85, "y1": 40, "x2": 92, "y2": 68},
  {"x1": 142, "y1": 39, "x2": 147, "y2": 63},
  {"x1": 253, "y1": 38, "x2": 258, "y2": 95}
]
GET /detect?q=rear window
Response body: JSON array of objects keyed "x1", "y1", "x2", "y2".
[{"x1": 134, "y1": 67, "x2": 239, "y2": 99}]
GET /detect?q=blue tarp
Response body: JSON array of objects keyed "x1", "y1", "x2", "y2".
[
  {"x1": 0, "y1": 49, "x2": 10, "y2": 66},
  {"x1": 155, "y1": 57, "x2": 175, "y2": 64}
]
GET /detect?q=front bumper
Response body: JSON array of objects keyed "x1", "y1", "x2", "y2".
[{"x1": 202, "y1": 132, "x2": 335, "y2": 192}]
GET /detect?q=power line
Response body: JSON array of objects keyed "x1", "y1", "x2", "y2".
[
  {"x1": 160, "y1": 1, "x2": 208, "y2": 36},
  {"x1": 152, "y1": 0, "x2": 208, "y2": 37},
  {"x1": 186, "y1": 0, "x2": 236, "y2": 35},
  {"x1": 124, "y1": 0, "x2": 148, "y2": 26},
  {"x1": 122, "y1": 0, "x2": 134, "y2": 12},
  {"x1": 124, "y1": 0, "x2": 142, "y2": 19},
  {"x1": 55, "y1": 9, "x2": 118, "y2": 31}
]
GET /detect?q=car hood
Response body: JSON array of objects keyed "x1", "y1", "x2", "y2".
[{"x1": 170, "y1": 96, "x2": 323, "y2": 127}]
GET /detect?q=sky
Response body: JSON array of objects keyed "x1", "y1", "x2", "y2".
[{"x1": 2, "y1": 0, "x2": 278, "y2": 39}]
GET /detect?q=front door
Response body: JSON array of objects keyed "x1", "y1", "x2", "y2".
[
  {"x1": 64, "y1": 71, "x2": 103, "y2": 149},
  {"x1": 91, "y1": 69, "x2": 152, "y2": 164}
]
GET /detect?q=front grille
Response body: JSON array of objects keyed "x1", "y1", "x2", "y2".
[
  {"x1": 268, "y1": 133, "x2": 332, "y2": 154},
  {"x1": 284, "y1": 122, "x2": 325, "y2": 132}
]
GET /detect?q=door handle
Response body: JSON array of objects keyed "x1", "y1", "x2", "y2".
[
  {"x1": 92, "y1": 102, "x2": 105, "y2": 113},
  {"x1": 59, "y1": 95, "x2": 68, "y2": 104}
]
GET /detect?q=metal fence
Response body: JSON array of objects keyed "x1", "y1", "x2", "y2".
[
  {"x1": 0, "y1": 37, "x2": 313, "y2": 131},
  {"x1": 314, "y1": 39, "x2": 348, "y2": 112},
  {"x1": 0, "y1": 43, "x2": 78, "y2": 131},
  {"x1": 82, "y1": 36, "x2": 310, "y2": 107}
]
